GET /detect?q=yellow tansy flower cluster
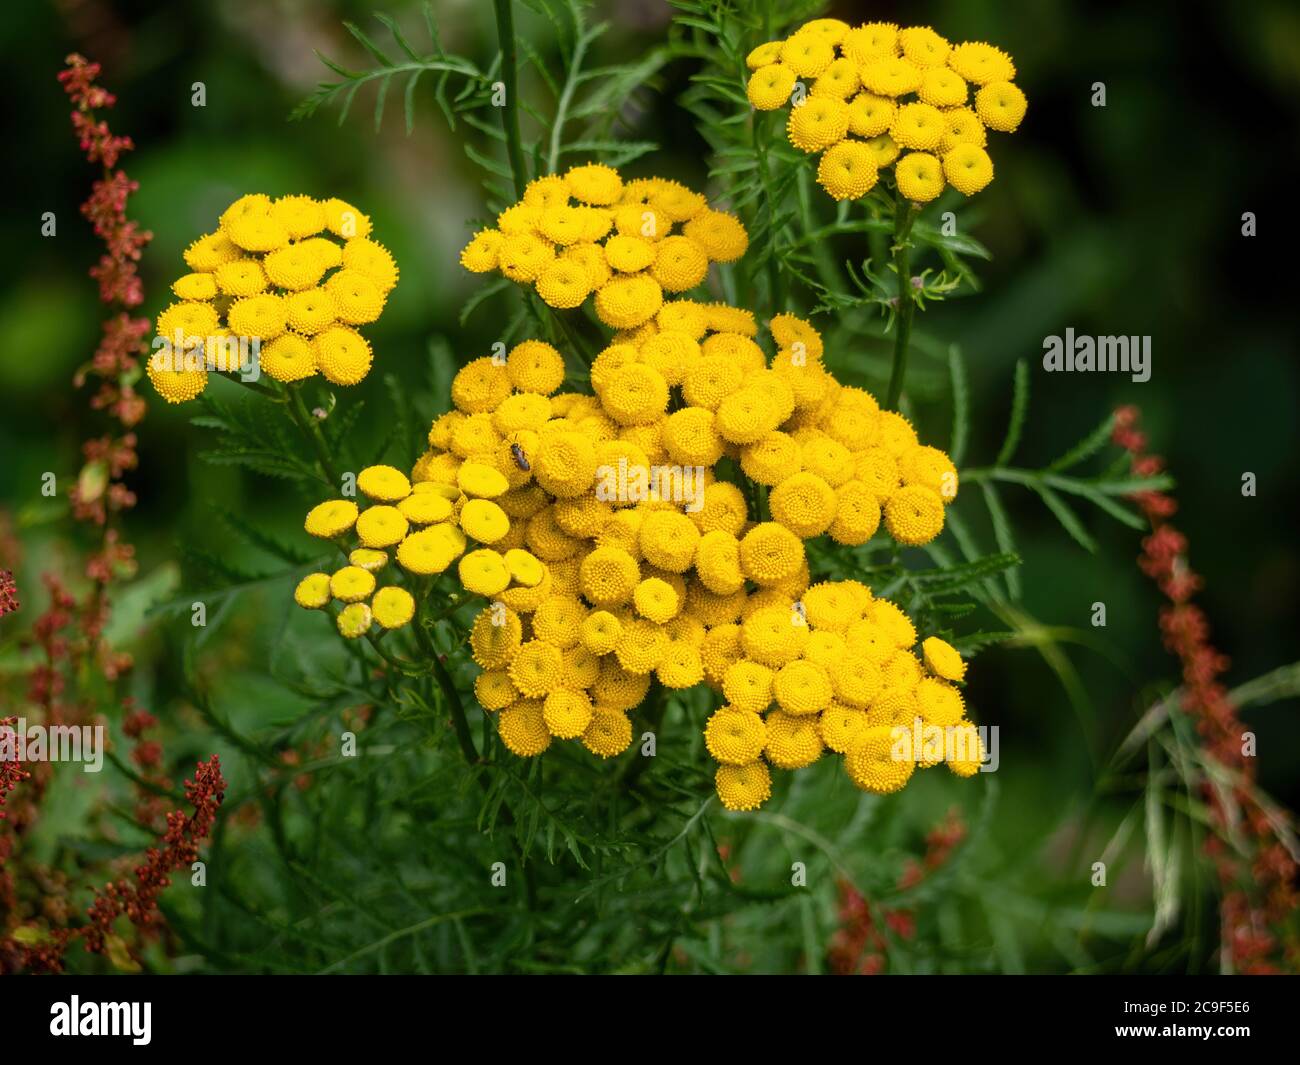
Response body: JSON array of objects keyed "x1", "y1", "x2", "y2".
[
  {"x1": 706, "y1": 581, "x2": 983, "y2": 812},
  {"x1": 294, "y1": 461, "x2": 511, "y2": 638},
  {"x1": 744, "y1": 19, "x2": 1025, "y2": 203},
  {"x1": 149, "y1": 193, "x2": 398, "y2": 403},
  {"x1": 610, "y1": 305, "x2": 959, "y2": 547},
  {"x1": 459, "y1": 164, "x2": 748, "y2": 326},
  {"x1": 416, "y1": 302, "x2": 959, "y2": 768}
]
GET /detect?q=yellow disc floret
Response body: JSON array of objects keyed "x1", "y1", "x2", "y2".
[{"x1": 714, "y1": 761, "x2": 772, "y2": 811}]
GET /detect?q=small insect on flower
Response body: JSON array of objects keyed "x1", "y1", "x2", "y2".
[{"x1": 511, "y1": 442, "x2": 531, "y2": 471}]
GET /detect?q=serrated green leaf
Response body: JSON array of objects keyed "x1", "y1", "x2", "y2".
[
  {"x1": 337, "y1": 81, "x2": 362, "y2": 127},
  {"x1": 373, "y1": 72, "x2": 390, "y2": 132},
  {"x1": 912, "y1": 552, "x2": 1019, "y2": 596},
  {"x1": 1032, "y1": 483, "x2": 1097, "y2": 553},
  {"x1": 995, "y1": 360, "x2": 1030, "y2": 467},
  {"x1": 463, "y1": 141, "x2": 513, "y2": 180},
  {"x1": 1230, "y1": 661, "x2": 1300, "y2": 710},
  {"x1": 1067, "y1": 484, "x2": 1146, "y2": 530},
  {"x1": 344, "y1": 21, "x2": 394, "y2": 68},
  {"x1": 201, "y1": 448, "x2": 317, "y2": 483},
  {"x1": 220, "y1": 510, "x2": 319, "y2": 566},
  {"x1": 458, "y1": 277, "x2": 511, "y2": 326},
  {"x1": 403, "y1": 69, "x2": 422, "y2": 135},
  {"x1": 948, "y1": 345, "x2": 969, "y2": 467},
  {"x1": 374, "y1": 12, "x2": 423, "y2": 62},
  {"x1": 950, "y1": 630, "x2": 1019, "y2": 654},
  {"x1": 1046, "y1": 412, "x2": 1117, "y2": 472},
  {"x1": 911, "y1": 219, "x2": 993, "y2": 260},
  {"x1": 315, "y1": 50, "x2": 359, "y2": 79},
  {"x1": 980, "y1": 482, "x2": 1021, "y2": 600}
]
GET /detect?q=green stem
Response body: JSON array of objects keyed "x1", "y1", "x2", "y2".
[
  {"x1": 962, "y1": 467, "x2": 1174, "y2": 496},
  {"x1": 418, "y1": 597, "x2": 538, "y2": 910},
  {"x1": 364, "y1": 631, "x2": 413, "y2": 675},
  {"x1": 285, "y1": 384, "x2": 343, "y2": 488},
  {"x1": 547, "y1": 19, "x2": 592, "y2": 175},
  {"x1": 532, "y1": 290, "x2": 597, "y2": 371},
  {"x1": 618, "y1": 680, "x2": 664, "y2": 792},
  {"x1": 493, "y1": 0, "x2": 528, "y2": 197},
  {"x1": 795, "y1": 168, "x2": 841, "y2": 292},
  {"x1": 324, "y1": 601, "x2": 410, "y2": 677},
  {"x1": 787, "y1": 218, "x2": 891, "y2": 252},
  {"x1": 885, "y1": 194, "x2": 919, "y2": 411},
  {"x1": 752, "y1": 111, "x2": 785, "y2": 314},
  {"x1": 431, "y1": 647, "x2": 482, "y2": 769},
  {"x1": 412, "y1": 596, "x2": 480, "y2": 767},
  {"x1": 867, "y1": 225, "x2": 888, "y2": 273},
  {"x1": 223, "y1": 372, "x2": 282, "y2": 401}
]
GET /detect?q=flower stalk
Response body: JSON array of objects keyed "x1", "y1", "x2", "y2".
[
  {"x1": 493, "y1": 0, "x2": 528, "y2": 197},
  {"x1": 285, "y1": 383, "x2": 342, "y2": 488},
  {"x1": 885, "y1": 194, "x2": 919, "y2": 410}
]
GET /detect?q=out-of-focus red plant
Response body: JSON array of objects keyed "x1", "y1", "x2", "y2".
[
  {"x1": 1113, "y1": 405, "x2": 1298, "y2": 974},
  {"x1": 60, "y1": 53, "x2": 150, "y2": 434},
  {"x1": 57, "y1": 53, "x2": 149, "y2": 676},
  {"x1": 79, "y1": 755, "x2": 226, "y2": 962},
  {"x1": 0, "y1": 718, "x2": 32, "y2": 828},
  {"x1": 2, "y1": 756, "x2": 226, "y2": 973},
  {"x1": 123, "y1": 702, "x2": 171, "y2": 828},
  {"x1": 0, "y1": 717, "x2": 33, "y2": 923},
  {"x1": 0, "y1": 571, "x2": 17, "y2": 619},
  {"x1": 0, "y1": 54, "x2": 226, "y2": 976},
  {"x1": 828, "y1": 808, "x2": 967, "y2": 975}
]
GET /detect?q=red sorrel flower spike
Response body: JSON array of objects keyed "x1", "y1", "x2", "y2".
[
  {"x1": 1113, "y1": 405, "x2": 1299, "y2": 972},
  {"x1": 81, "y1": 756, "x2": 226, "y2": 959},
  {"x1": 0, "y1": 571, "x2": 17, "y2": 619}
]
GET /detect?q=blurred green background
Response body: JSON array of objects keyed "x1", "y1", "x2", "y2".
[{"x1": 2, "y1": 0, "x2": 1298, "y2": 971}]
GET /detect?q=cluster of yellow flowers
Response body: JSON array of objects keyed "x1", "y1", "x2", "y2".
[
  {"x1": 362, "y1": 298, "x2": 975, "y2": 806},
  {"x1": 597, "y1": 302, "x2": 960, "y2": 547},
  {"x1": 149, "y1": 193, "x2": 398, "y2": 403},
  {"x1": 294, "y1": 460, "x2": 516, "y2": 638},
  {"x1": 458, "y1": 165, "x2": 748, "y2": 325},
  {"x1": 705, "y1": 579, "x2": 984, "y2": 811},
  {"x1": 744, "y1": 19, "x2": 1026, "y2": 203}
]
